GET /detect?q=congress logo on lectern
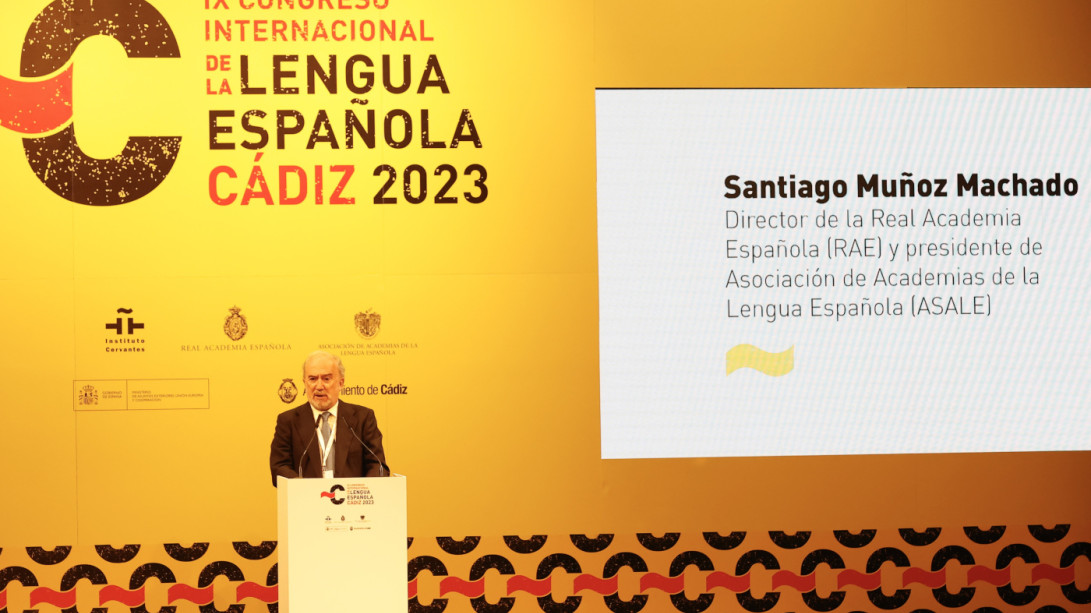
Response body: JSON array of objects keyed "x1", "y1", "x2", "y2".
[
  {"x1": 321, "y1": 484, "x2": 346, "y2": 505},
  {"x1": 320, "y1": 483, "x2": 375, "y2": 506},
  {"x1": 354, "y1": 309, "x2": 382, "y2": 338}
]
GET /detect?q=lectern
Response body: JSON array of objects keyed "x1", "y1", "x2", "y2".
[{"x1": 277, "y1": 475, "x2": 407, "y2": 612}]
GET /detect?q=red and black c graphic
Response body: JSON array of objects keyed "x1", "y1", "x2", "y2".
[
  {"x1": 20, "y1": 0, "x2": 182, "y2": 206},
  {"x1": 320, "y1": 484, "x2": 346, "y2": 505}
]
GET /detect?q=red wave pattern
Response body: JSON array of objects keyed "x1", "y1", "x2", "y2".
[
  {"x1": 5, "y1": 560, "x2": 1086, "y2": 610},
  {"x1": 705, "y1": 571, "x2": 751, "y2": 592},
  {"x1": 99, "y1": 585, "x2": 145, "y2": 606},
  {"x1": 772, "y1": 570, "x2": 816, "y2": 591},
  {"x1": 506, "y1": 575, "x2": 551, "y2": 596},
  {"x1": 439, "y1": 576, "x2": 485, "y2": 598},
  {"x1": 168, "y1": 583, "x2": 215, "y2": 604},
  {"x1": 29, "y1": 587, "x2": 76, "y2": 608},
  {"x1": 236, "y1": 581, "x2": 277, "y2": 603},
  {"x1": 0, "y1": 67, "x2": 73, "y2": 134},
  {"x1": 640, "y1": 572, "x2": 685, "y2": 594},
  {"x1": 837, "y1": 569, "x2": 882, "y2": 590},
  {"x1": 573, "y1": 574, "x2": 618, "y2": 595},
  {"x1": 902, "y1": 567, "x2": 947, "y2": 589},
  {"x1": 1032, "y1": 563, "x2": 1076, "y2": 584},
  {"x1": 967, "y1": 565, "x2": 1011, "y2": 586}
]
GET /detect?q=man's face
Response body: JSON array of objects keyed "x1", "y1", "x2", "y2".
[{"x1": 303, "y1": 355, "x2": 343, "y2": 411}]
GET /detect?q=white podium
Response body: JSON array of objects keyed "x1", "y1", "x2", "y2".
[{"x1": 277, "y1": 475, "x2": 407, "y2": 612}]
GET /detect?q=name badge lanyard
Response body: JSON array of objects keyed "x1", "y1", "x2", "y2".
[{"x1": 317, "y1": 423, "x2": 335, "y2": 468}]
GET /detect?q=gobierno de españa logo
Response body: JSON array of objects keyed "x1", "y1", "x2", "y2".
[{"x1": 0, "y1": 0, "x2": 181, "y2": 206}]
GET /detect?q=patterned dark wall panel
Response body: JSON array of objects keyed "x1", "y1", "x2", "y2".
[{"x1": 0, "y1": 526, "x2": 1087, "y2": 612}]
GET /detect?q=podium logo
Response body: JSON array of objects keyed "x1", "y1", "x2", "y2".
[
  {"x1": 320, "y1": 484, "x2": 346, "y2": 505},
  {"x1": 1, "y1": 0, "x2": 181, "y2": 205}
]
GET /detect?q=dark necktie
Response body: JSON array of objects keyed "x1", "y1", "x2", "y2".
[{"x1": 320, "y1": 412, "x2": 334, "y2": 473}]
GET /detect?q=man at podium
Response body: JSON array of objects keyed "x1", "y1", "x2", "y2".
[{"x1": 270, "y1": 351, "x2": 390, "y2": 484}]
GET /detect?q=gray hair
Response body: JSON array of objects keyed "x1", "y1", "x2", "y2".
[{"x1": 303, "y1": 350, "x2": 345, "y2": 378}]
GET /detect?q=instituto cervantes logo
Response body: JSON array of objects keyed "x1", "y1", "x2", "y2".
[
  {"x1": 354, "y1": 309, "x2": 381, "y2": 339},
  {"x1": 278, "y1": 378, "x2": 298, "y2": 404},
  {"x1": 104, "y1": 307, "x2": 146, "y2": 353},
  {"x1": 106, "y1": 307, "x2": 145, "y2": 335},
  {"x1": 77, "y1": 384, "x2": 98, "y2": 406},
  {"x1": 0, "y1": 0, "x2": 181, "y2": 205},
  {"x1": 224, "y1": 306, "x2": 248, "y2": 341}
]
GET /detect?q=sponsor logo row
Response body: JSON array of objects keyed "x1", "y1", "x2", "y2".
[{"x1": 105, "y1": 305, "x2": 384, "y2": 345}]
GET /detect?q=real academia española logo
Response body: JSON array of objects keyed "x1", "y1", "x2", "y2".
[{"x1": 0, "y1": 0, "x2": 181, "y2": 206}]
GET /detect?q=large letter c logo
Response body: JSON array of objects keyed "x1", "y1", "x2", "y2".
[{"x1": 21, "y1": 0, "x2": 182, "y2": 206}]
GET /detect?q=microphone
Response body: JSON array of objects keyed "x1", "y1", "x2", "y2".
[
  {"x1": 338, "y1": 413, "x2": 386, "y2": 477},
  {"x1": 297, "y1": 420, "x2": 318, "y2": 478}
]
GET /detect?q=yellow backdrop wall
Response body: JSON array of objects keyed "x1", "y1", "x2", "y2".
[{"x1": 0, "y1": 1, "x2": 1088, "y2": 611}]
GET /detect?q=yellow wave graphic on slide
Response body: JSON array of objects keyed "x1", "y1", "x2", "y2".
[{"x1": 725, "y1": 345, "x2": 794, "y2": 376}]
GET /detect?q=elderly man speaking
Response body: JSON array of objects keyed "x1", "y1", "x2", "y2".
[{"x1": 270, "y1": 351, "x2": 390, "y2": 484}]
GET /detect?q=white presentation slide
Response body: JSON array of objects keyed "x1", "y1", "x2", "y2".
[{"x1": 597, "y1": 88, "x2": 1090, "y2": 459}]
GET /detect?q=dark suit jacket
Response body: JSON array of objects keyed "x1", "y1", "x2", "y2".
[{"x1": 269, "y1": 401, "x2": 390, "y2": 485}]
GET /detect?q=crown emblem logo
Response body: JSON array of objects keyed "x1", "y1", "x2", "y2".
[
  {"x1": 77, "y1": 385, "x2": 99, "y2": 406},
  {"x1": 224, "y1": 306, "x2": 248, "y2": 341},
  {"x1": 354, "y1": 309, "x2": 381, "y2": 339},
  {"x1": 278, "y1": 378, "x2": 298, "y2": 404}
]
